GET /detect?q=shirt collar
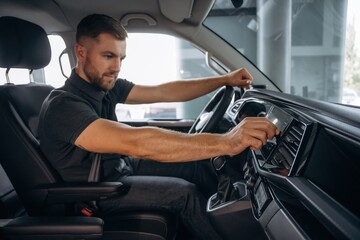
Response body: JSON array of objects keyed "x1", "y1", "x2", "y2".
[{"x1": 65, "y1": 69, "x2": 106, "y2": 102}]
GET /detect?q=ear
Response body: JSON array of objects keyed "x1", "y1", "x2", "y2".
[{"x1": 75, "y1": 43, "x2": 86, "y2": 61}]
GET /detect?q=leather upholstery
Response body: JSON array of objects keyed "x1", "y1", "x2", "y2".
[
  {"x1": 2, "y1": 216, "x2": 103, "y2": 240},
  {"x1": 0, "y1": 16, "x2": 60, "y2": 214},
  {"x1": 0, "y1": 16, "x2": 177, "y2": 240},
  {"x1": 0, "y1": 16, "x2": 51, "y2": 69},
  {"x1": 0, "y1": 165, "x2": 25, "y2": 219},
  {"x1": 0, "y1": 16, "x2": 105, "y2": 240},
  {"x1": 0, "y1": 84, "x2": 54, "y2": 138},
  {"x1": 0, "y1": 87, "x2": 63, "y2": 214}
]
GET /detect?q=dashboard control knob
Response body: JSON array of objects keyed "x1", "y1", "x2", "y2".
[{"x1": 212, "y1": 156, "x2": 227, "y2": 174}]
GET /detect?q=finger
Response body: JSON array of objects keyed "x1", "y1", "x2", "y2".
[
  {"x1": 237, "y1": 79, "x2": 252, "y2": 87},
  {"x1": 240, "y1": 117, "x2": 279, "y2": 139},
  {"x1": 240, "y1": 68, "x2": 253, "y2": 81},
  {"x1": 246, "y1": 135, "x2": 264, "y2": 151},
  {"x1": 228, "y1": 68, "x2": 253, "y2": 87},
  {"x1": 231, "y1": 126, "x2": 268, "y2": 148},
  {"x1": 245, "y1": 128, "x2": 268, "y2": 146},
  {"x1": 237, "y1": 69, "x2": 253, "y2": 86}
]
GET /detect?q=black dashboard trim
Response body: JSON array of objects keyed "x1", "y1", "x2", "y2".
[
  {"x1": 243, "y1": 89, "x2": 360, "y2": 132},
  {"x1": 239, "y1": 89, "x2": 360, "y2": 240},
  {"x1": 287, "y1": 177, "x2": 360, "y2": 240}
]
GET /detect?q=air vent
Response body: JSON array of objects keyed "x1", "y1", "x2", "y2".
[{"x1": 271, "y1": 121, "x2": 305, "y2": 170}]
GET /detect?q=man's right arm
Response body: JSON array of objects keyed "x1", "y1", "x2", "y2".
[{"x1": 74, "y1": 117, "x2": 279, "y2": 163}]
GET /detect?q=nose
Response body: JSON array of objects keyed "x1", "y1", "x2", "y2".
[{"x1": 111, "y1": 58, "x2": 121, "y2": 72}]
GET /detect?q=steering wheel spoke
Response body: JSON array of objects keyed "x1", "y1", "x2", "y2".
[{"x1": 189, "y1": 86, "x2": 234, "y2": 134}]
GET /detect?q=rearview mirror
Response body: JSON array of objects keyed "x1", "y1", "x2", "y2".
[{"x1": 231, "y1": 0, "x2": 243, "y2": 8}]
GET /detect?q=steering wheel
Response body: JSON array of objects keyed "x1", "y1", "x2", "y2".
[{"x1": 188, "y1": 86, "x2": 234, "y2": 134}]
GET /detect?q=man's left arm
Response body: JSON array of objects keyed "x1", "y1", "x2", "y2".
[{"x1": 125, "y1": 68, "x2": 253, "y2": 104}]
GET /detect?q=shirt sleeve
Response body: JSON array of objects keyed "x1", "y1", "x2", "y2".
[{"x1": 43, "y1": 92, "x2": 99, "y2": 144}]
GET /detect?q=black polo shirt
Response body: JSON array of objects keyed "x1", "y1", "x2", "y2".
[{"x1": 38, "y1": 70, "x2": 134, "y2": 182}]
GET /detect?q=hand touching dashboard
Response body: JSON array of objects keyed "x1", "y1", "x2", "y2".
[
  {"x1": 225, "y1": 97, "x2": 314, "y2": 177},
  {"x1": 223, "y1": 116, "x2": 279, "y2": 156}
]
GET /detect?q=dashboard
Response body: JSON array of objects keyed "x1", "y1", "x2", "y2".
[
  {"x1": 220, "y1": 90, "x2": 360, "y2": 240},
  {"x1": 227, "y1": 97, "x2": 315, "y2": 177}
]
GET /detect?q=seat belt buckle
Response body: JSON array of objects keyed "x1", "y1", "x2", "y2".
[
  {"x1": 79, "y1": 201, "x2": 99, "y2": 217},
  {"x1": 81, "y1": 207, "x2": 95, "y2": 217}
]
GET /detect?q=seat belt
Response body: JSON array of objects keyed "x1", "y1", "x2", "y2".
[
  {"x1": 81, "y1": 153, "x2": 101, "y2": 216},
  {"x1": 88, "y1": 153, "x2": 101, "y2": 182}
]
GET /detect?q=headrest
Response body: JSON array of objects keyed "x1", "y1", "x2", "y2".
[{"x1": 0, "y1": 16, "x2": 51, "y2": 69}]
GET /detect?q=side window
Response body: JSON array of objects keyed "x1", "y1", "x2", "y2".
[
  {"x1": 117, "y1": 33, "x2": 219, "y2": 120},
  {"x1": 0, "y1": 35, "x2": 70, "y2": 87},
  {"x1": 0, "y1": 67, "x2": 29, "y2": 85},
  {"x1": 45, "y1": 35, "x2": 71, "y2": 87}
]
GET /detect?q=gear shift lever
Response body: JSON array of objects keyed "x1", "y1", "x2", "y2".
[
  {"x1": 210, "y1": 156, "x2": 240, "y2": 208},
  {"x1": 212, "y1": 155, "x2": 227, "y2": 174}
]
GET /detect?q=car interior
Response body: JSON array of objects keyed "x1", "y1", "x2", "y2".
[{"x1": 0, "y1": 0, "x2": 360, "y2": 240}]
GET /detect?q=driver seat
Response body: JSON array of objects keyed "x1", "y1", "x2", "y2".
[{"x1": 0, "y1": 16, "x2": 176, "y2": 240}]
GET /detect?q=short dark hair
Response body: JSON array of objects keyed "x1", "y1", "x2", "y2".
[{"x1": 76, "y1": 14, "x2": 127, "y2": 43}]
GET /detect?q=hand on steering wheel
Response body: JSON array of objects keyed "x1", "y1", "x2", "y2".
[{"x1": 188, "y1": 86, "x2": 234, "y2": 134}]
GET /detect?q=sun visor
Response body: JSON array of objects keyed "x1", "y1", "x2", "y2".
[{"x1": 158, "y1": 0, "x2": 194, "y2": 23}]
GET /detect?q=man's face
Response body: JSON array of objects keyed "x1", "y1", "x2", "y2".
[{"x1": 76, "y1": 33, "x2": 126, "y2": 91}]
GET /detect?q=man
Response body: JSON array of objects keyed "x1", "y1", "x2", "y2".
[{"x1": 38, "y1": 14, "x2": 278, "y2": 240}]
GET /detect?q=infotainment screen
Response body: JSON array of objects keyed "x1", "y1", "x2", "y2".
[
  {"x1": 265, "y1": 106, "x2": 293, "y2": 133},
  {"x1": 259, "y1": 105, "x2": 294, "y2": 160}
]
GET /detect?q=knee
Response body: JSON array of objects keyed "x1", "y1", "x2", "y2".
[
  {"x1": 171, "y1": 178, "x2": 197, "y2": 195},
  {"x1": 173, "y1": 179, "x2": 203, "y2": 207},
  {"x1": 164, "y1": 177, "x2": 200, "y2": 204}
]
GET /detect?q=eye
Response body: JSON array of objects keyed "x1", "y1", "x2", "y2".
[{"x1": 104, "y1": 54, "x2": 113, "y2": 59}]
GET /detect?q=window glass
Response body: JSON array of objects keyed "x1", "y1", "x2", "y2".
[
  {"x1": 0, "y1": 68, "x2": 29, "y2": 85},
  {"x1": 45, "y1": 35, "x2": 71, "y2": 87},
  {"x1": 204, "y1": 0, "x2": 360, "y2": 106},
  {"x1": 117, "y1": 33, "x2": 219, "y2": 120}
]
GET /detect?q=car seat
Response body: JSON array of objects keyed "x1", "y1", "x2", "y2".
[{"x1": 0, "y1": 16, "x2": 176, "y2": 240}]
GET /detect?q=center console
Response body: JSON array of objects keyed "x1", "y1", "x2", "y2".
[
  {"x1": 206, "y1": 175, "x2": 268, "y2": 240},
  {"x1": 207, "y1": 98, "x2": 316, "y2": 240}
]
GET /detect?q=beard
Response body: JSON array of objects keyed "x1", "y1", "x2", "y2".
[{"x1": 83, "y1": 57, "x2": 118, "y2": 91}]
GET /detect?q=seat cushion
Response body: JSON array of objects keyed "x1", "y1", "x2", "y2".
[{"x1": 1, "y1": 216, "x2": 103, "y2": 240}]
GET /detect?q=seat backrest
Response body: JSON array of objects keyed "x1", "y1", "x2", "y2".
[
  {"x1": 0, "y1": 164, "x2": 25, "y2": 219},
  {"x1": 0, "y1": 16, "x2": 61, "y2": 215},
  {"x1": 0, "y1": 84, "x2": 55, "y2": 138}
]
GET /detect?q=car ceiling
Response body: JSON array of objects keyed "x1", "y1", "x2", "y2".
[{"x1": 0, "y1": 0, "x2": 215, "y2": 35}]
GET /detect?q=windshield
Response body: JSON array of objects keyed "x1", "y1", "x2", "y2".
[{"x1": 204, "y1": 0, "x2": 360, "y2": 106}]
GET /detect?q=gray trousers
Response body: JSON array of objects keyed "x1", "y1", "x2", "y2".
[{"x1": 100, "y1": 159, "x2": 221, "y2": 240}]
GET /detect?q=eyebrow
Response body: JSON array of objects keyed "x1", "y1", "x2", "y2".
[{"x1": 101, "y1": 51, "x2": 127, "y2": 62}]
